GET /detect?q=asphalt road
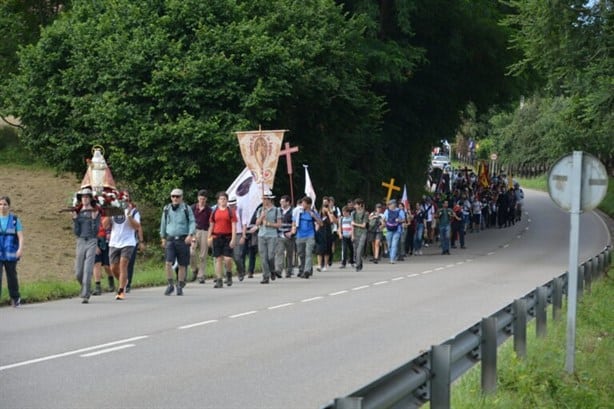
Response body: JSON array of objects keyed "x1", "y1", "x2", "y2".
[{"x1": 0, "y1": 189, "x2": 610, "y2": 409}]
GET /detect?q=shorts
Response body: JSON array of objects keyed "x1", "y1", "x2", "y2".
[
  {"x1": 95, "y1": 244, "x2": 110, "y2": 266},
  {"x1": 212, "y1": 234, "x2": 233, "y2": 258},
  {"x1": 110, "y1": 246, "x2": 135, "y2": 265},
  {"x1": 165, "y1": 239, "x2": 190, "y2": 267}
]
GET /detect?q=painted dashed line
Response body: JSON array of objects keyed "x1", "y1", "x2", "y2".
[
  {"x1": 421, "y1": 270, "x2": 433, "y2": 274},
  {"x1": 178, "y1": 320, "x2": 218, "y2": 330},
  {"x1": 466, "y1": 259, "x2": 473, "y2": 262},
  {"x1": 456, "y1": 262, "x2": 464, "y2": 265},
  {"x1": 229, "y1": 311, "x2": 257, "y2": 319},
  {"x1": 392, "y1": 277, "x2": 404, "y2": 281},
  {"x1": 407, "y1": 273, "x2": 419, "y2": 278},
  {"x1": 352, "y1": 285, "x2": 369, "y2": 291},
  {"x1": 434, "y1": 267, "x2": 444, "y2": 271},
  {"x1": 487, "y1": 252, "x2": 496, "y2": 256},
  {"x1": 329, "y1": 290, "x2": 348, "y2": 296},
  {"x1": 517, "y1": 235, "x2": 522, "y2": 239},
  {"x1": 374, "y1": 281, "x2": 388, "y2": 286},
  {"x1": 525, "y1": 227, "x2": 530, "y2": 231},
  {"x1": 268, "y1": 303, "x2": 294, "y2": 310},
  {"x1": 0, "y1": 336, "x2": 149, "y2": 371},
  {"x1": 80, "y1": 344, "x2": 135, "y2": 357},
  {"x1": 445, "y1": 264, "x2": 455, "y2": 268},
  {"x1": 503, "y1": 244, "x2": 510, "y2": 248},
  {"x1": 528, "y1": 219, "x2": 531, "y2": 223},
  {"x1": 301, "y1": 296, "x2": 324, "y2": 303}
]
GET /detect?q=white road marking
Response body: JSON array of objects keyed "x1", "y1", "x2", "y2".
[
  {"x1": 525, "y1": 227, "x2": 530, "y2": 230},
  {"x1": 80, "y1": 344, "x2": 135, "y2": 357},
  {"x1": 465, "y1": 259, "x2": 473, "y2": 262},
  {"x1": 445, "y1": 264, "x2": 455, "y2": 268},
  {"x1": 434, "y1": 267, "x2": 444, "y2": 271},
  {"x1": 178, "y1": 320, "x2": 218, "y2": 329},
  {"x1": 374, "y1": 281, "x2": 388, "y2": 286},
  {"x1": 329, "y1": 290, "x2": 348, "y2": 296},
  {"x1": 528, "y1": 219, "x2": 531, "y2": 223},
  {"x1": 392, "y1": 277, "x2": 404, "y2": 281},
  {"x1": 488, "y1": 252, "x2": 496, "y2": 256},
  {"x1": 229, "y1": 311, "x2": 257, "y2": 318},
  {"x1": 301, "y1": 296, "x2": 324, "y2": 303},
  {"x1": 517, "y1": 235, "x2": 522, "y2": 239},
  {"x1": 352, "y1": 285, "x2": 369, "y2": 291},
  {"x1": 0, "y1": 336, "x2": 148, "y2": 371},
  {"x1": 503, "y1": 244, "x2": 510, "y2": 248},
  {"x1": 456, "y1": 262, "x2": 464, "y2": 265},
  {"x1": 421, "y1": 270, "x2": 433, "y2": 274},
  {"x1": 268, "y1": 303, "x2": 294, "y2": 310},
  {"x1": 407, "y1": 273, "x2": 419, "y2": 278}
]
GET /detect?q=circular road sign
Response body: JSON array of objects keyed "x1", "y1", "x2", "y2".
[
  {"x1": 548, "y1": 152, "x2": 608, "y2": 212},
  {"x1": 490, "y1": 153, "x2": 498, "y2": 161}
]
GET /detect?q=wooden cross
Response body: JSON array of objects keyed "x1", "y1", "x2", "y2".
[
  {"x1": 279, "y1": 142, "x2": 299, "y2": 175},
  {"x1": 279, "y1": 141, "x2": 299, "y2": 204},
  {"x1": 381, "y1": 178, "x2": 401, "y2": 202}
]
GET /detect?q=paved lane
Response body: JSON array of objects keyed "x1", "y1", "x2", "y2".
[{"x1": 0, "y1": 190, "x2": 609, "y2": 409}]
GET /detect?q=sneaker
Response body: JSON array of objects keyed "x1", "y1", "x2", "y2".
[
  {"x1": 164, "y1": 284, "x2": 174, "y2": 296},
  {"x1": 213, "y1": 279, "x2": 223, "y2": 289},
  {"x1": 92, "y1": 284, "x2": 102, "y2": 296},
  {"x1": 190, "y1": 269, "x2": 199, "y2": 282},
  {"x1": 322, "y1": 267, "x2": 327, "y2": 272},
  {"x1": 316, "y1": 266, "x2": 321, "y2": 272},
  {"x1": 176, "y1": 286, "x2": 183, "y2": 296},
  {"x1": 12, "y1": 298, "x2": 21, "y2": 307},
  {"x1": 81, "y1": 297, "x2": 89, "y2": 304},
  {"x1": 339, "y1": 264, "x2": 346, "y2": 269},
  {"x1": 125, "y1": 285, "x2": 131, "y2": 293},
  {"x1": 115, "y1": 291, "x2": 125, "y2": 300},
  {"x1": 198, "y1": 276, "x2": 205, "y2": 284}
]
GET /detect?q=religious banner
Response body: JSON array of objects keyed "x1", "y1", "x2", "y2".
[
  {"x1": 236, "y1": 129, "x2": 286, "y2": 188},
  {"x1": 478, "y1": 160, "x2": 490, "y2": 188},
  {"x1": 226, "y1": 167, "x2": 263, "y2": 228}
]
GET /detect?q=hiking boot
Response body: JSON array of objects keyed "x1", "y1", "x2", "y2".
[
  {"x1": 107, "y1": 276, "x2": 116, "y2": 292},
  {"x1": 164, "y1": 284, "x2": 174, "y2": 296},
  {"x1": 198, "y1": 276, "x2": 205, "y2": 284},
  {"x1": 92, "y1": 283, "x2": 102, "y2": 296},
  {"x1": 81, "y1": 297, "x2": 89, "y2": 304},
  {"x1": 238, "y1": 271, "x2": 245, "y2": 282},
  {"x1": 176, "y1": 284, "x2": 184, "y2": 296},
  {"x1": 213, "y1": 278, "x2": 223, "y2": 288},
  {"x1": 225, "y1": 271, "x2": 233, "y2": 287},
  {"x1": 190, "y1": 269, "x2": 198, "y2": 282}
]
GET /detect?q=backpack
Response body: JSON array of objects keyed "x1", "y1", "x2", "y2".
[
  {"x1": 211, "y1": 206, "x2": 232, "y2": 223},
  {"x1": 385, "y1": 209, "x2": 400, "y2": 231}
]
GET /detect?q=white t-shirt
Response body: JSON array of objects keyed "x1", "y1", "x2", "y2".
[{"x1": 109, "y1": 209, "x2": 140, "y2": 248}]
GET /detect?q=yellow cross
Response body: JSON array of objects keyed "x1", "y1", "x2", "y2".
[{"x1": 381, "y1": 178, "x2": 401, "y2": 203}]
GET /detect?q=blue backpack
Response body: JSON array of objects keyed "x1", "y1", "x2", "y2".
[{"x1": 385, "y1": 209, "x2": 400, "y2": 231}]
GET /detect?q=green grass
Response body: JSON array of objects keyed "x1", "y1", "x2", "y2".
[
  {"x1": 431, "y1": 272, "x2": 613, "y2": 409},
  {"x1": 517, "y1": 174, "x2": 548, "y2": 192}
]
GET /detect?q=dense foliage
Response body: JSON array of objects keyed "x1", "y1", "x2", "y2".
[
  {"x1": 1, "y1": 0, "x2": 523, "y2": 204},
  {"x1": 470, "y1": 0, "x2": 613, "y2": 172}
]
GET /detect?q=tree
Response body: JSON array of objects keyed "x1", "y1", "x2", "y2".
[{"x1": 3, "y1": 0, "x2": 388, "y2": 202}]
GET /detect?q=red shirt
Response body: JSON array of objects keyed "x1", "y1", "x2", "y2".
[{"x1": 210, "y1": 206, "x2": 237, "y2": 235}]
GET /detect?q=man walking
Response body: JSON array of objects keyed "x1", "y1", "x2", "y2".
[
  {"x1": 291, "y1": 197, "x2": 322, "y2": 279},
  {"x1": 190, "y1": 189, "x2": 211, "y2": 283},
  {"x1": 160, "y1": 188, "x2": 196, "y2": 295},
  {"x1": 256, "y1": 191, "x2": 281, "y2": 284},
  {"x1": 109, "y1": 193, "x2": 141, "y2": 300},
  {"x1": 275, "y1": 195, "x2": 295, "y2": 278}
]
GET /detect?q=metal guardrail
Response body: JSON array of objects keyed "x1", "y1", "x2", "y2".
[{"x1": 323, "y1": 246, "x2": 611, "y2": 409}]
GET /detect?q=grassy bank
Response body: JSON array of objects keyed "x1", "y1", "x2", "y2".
[{"x1": 440, "y1": 271, "x2": 613, "y2": 409}]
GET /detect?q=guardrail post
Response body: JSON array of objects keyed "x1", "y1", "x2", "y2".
[
  {"x1": 552, "y1": 277, "x2": 563, "y2": 321},
  {"x1": 597, "y1": 254, "x2": 604, "y2": 278},
  {"x1": 430, "y1": 344, "x2": 451, "y2": 409},
  {"x1": 332, "y1": 397, "x2": 362, "y2": 409},
  {"x1": 481, "y1": 317, "x2": 497, "y2": 394},
  {"x1": 536, "y1": 286, "x2": 547, "y2": 338},
  {"x1": 513, "y1": 299, "x2": 527, "y2": 359},
  {"x1": 577, "y1": 265, "x2": 584, "y2": 299},
  {"x1": 584, "y1": 263, "x2": 592, "y2": 294}
]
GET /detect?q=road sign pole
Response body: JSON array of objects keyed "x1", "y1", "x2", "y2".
[{"x1": 565, "y1": 151, "x2": 582, "y2": 373}]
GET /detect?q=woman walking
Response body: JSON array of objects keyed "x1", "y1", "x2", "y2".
[{"x1": 0, "y1": 196, "x2": 24, "y2": 307}]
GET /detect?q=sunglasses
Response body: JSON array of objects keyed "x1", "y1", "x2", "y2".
[{"x1": 171, "y1": 195, "x2": 181, "y2": 198}]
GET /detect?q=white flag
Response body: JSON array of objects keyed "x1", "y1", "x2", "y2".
[
  {"x1": 303, "y1": 165, "x2": 316, "y2": 205},
  {"x1": 226, "y1": 167, "x2": 267, "y2": 227},
  {"x1": 401, "y1": 184, "x2": 409, "y2": 210}
]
